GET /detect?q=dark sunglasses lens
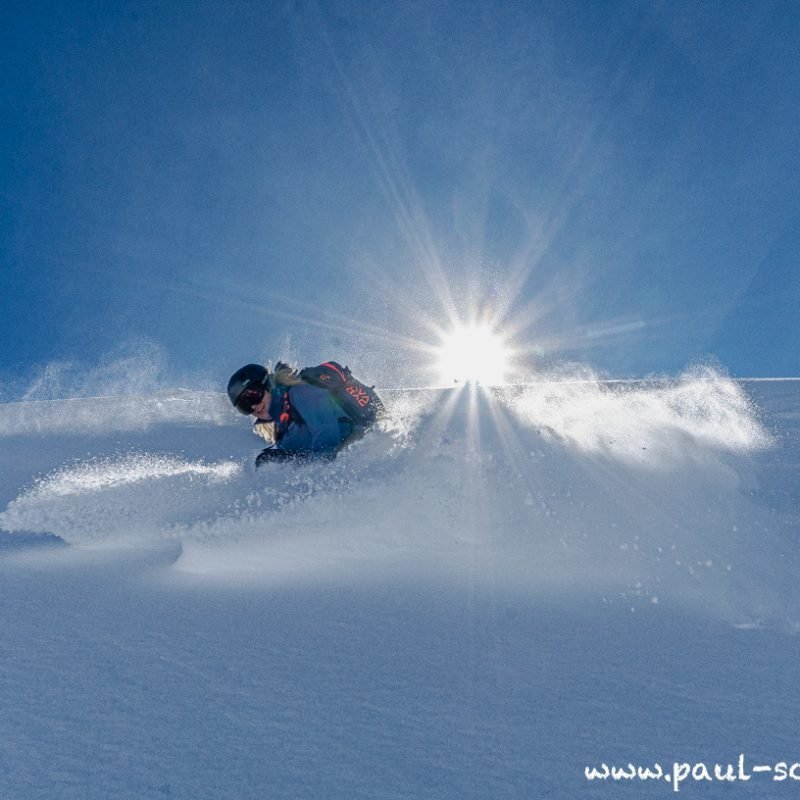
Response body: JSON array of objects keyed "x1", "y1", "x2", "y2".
[{"x1": 234, "y1": 386, "x2": 264, "y2": 414}]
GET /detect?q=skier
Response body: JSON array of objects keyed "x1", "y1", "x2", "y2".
[{"x1": 226, "y1": 361, "x2": 382, "y2": 467}]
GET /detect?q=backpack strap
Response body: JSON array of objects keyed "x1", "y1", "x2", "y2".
[{"x1": 269, "y1": 386, "x2": 301, "y2": 440}]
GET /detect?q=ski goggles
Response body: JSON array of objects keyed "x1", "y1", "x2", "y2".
[{"x1": 234, "y1": 385, "x2": 266, "y2": 415}]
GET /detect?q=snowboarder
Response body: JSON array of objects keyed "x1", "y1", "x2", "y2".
[{"x1": 226, "y1": 361, "x2": 382, "y2": 467}]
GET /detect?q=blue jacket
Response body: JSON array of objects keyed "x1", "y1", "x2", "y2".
[{"x1": 264, "y1": 383, "x2": 356, "y2": 457}]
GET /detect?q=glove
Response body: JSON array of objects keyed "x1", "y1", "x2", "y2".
[{"x1": 255, "y1": 447, "x2": 311, "y2": 468}]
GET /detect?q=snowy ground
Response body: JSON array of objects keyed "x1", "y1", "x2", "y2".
[{"x1": 1, "y1": 371, "x2": 798, "y2": 799}]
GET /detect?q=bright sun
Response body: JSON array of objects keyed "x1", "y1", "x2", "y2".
[{"x1": 435, "y1": 323, "x2": 512, "y2": 386}]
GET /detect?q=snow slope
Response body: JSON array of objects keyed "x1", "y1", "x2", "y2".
[{"x1": 1, "y1": 371, "x2": 798, "y2": 798}]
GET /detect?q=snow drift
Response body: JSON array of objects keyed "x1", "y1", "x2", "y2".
[{"x1": 1, "y1": 368, "x2": 791, "y2": 624}]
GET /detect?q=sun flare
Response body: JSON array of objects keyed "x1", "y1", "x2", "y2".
[{"x1": 435, "y1": 323, "x2": 512, "y2": 386}]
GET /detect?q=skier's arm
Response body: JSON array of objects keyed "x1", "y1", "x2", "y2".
[{"x1": 278, "y1": 385, "x2": 343, "y2": 452}]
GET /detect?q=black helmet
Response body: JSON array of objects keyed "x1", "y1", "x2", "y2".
[{"x1": 227, "y1": 363, "x2": 269, "y2": 415}]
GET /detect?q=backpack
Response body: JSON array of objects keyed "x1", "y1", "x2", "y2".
[{"x1": 299, "y1": 361, "x2": 384, "y2": 427}]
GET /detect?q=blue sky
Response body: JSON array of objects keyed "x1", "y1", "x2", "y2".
[{"x1": 2, "y1": 0, "x2": 799, "y2": 394}]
